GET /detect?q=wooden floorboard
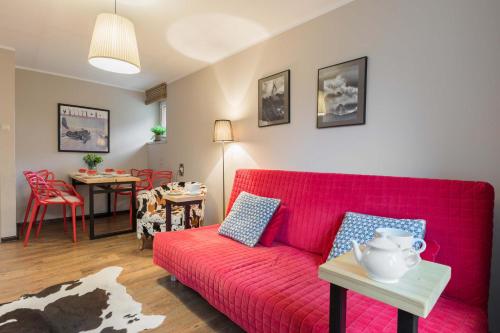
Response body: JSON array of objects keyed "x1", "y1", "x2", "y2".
[{"x1": 0, "y1": 217, "x2": 244, "y2": 333}]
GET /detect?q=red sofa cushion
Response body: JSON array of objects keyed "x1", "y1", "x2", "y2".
[
  {"x1": 226, "y1": 169, "x2": 494, "y2": 310},
  {"x1": 153, "y1": 226, "x2": 488, "y2": 333},
  {"x1": 260, "y1": 205, "x2": 289, "y2": 246}
]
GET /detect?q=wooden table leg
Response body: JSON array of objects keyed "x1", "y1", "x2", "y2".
[
  {"x1": 107, "y1": 186, "x2": 111, "y2": 215},
  {"x1": 398, "y1": 309, "x2": 418, "y2": 333},
  {"x1": 184, "y1": 203, "x2": 191, "y2": 229},
  {"x1": 165, "y1": 201, "x2": 172, "y2": 231},
  {"x1": 89, "y1": 184, "x2": 95, "y2": 239},
  {"x1": 331, "y1": 284, "x2": 346, "y2": 333},
  {"x1": 131, "y1": 182, "x2": 137, "y2": 231}
]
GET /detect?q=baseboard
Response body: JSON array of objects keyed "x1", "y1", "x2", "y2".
[
  {"x1": 1, "y1": 236, "x2": 19, "y2": 242},
  {"x1": 3, "y1": 210, "x2": 131, "y2": 243},
  {"x1": 15, "y1": 210, "x2": 130, "y2": 226}
]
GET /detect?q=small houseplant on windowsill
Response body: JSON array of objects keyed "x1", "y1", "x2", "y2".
[
  {"x1": 83, "y1": 153, "x2": 103, "y2": 171},
  {"x1": 151, "y1": 125, "x2": 166, "y2": 142}
]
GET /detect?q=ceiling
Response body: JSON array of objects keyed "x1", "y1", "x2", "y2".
[{"x1": 0, "y1": 0, "x2": 353, "y2": 91}]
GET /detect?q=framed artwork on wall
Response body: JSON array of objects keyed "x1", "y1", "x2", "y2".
[
  {"x1": 317, "y1": 57, "x2": 367, "y2": 128},
  {"x1": 58, "y1": 103, "x2": 110, "y2": 153},
  {"x1": 258, "y1": 69, "x2": 290, "y2": 127}
]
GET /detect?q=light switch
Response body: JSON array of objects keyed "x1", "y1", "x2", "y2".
[{"x1": 1, "y1": 124, "x2": 11, "y2": 131}]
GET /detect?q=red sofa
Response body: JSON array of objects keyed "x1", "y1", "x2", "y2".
[{"x1": 153, "y1": 169, "x2": 494, "y2": 332}]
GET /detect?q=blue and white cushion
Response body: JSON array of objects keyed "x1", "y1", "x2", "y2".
[
  {"x1": 327, "y1": 212, "x2": 426, "y2": 260},
  {"x1": 218, "y1": 191, "x2": 280, "y2": 247}
]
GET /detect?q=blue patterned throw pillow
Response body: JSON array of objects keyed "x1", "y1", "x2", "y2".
[
  {"x1": 327, "y1": 212, "x2": 426, "y2": 260},
  {"x1": 218, "y1": 191, "x2": 280, "y2": 247}
]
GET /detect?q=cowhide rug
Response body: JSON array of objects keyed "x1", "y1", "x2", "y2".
[{"x1": 0, "y1": 267, "x2": 165, "y2": 333}]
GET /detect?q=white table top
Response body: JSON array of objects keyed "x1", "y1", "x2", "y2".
[
  {"x1": 318, "y1": 252, "x2": 451, "y2": 318},
  {"x1": 164, "y1": 193, "x2": 205, "y2": 203}
]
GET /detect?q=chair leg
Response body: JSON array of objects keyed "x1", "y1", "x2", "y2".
[
  {"x1": 71, "y1": 205, "x2": 77, "y2": 243},
  {"x1": 81, "y1": 204, "x2": 86, "y2": 232},
  {"x1": 35, "y1": 205, "x2": 48, "y2": 237},
  {"x1": 24, "y1": 203, "x2": 39, "y2": 247},
  {"x1": 139, "y1": 234, "x2": 146, "y2": 250},
  {"x1": 62, "y1": 205, "x2": 67, "y2": 233},
  {"x1": 21, "y1": 193, "x2": 34, "y2": 236},
  {"x1": 113, "y1": 192, "x2": 118, "y2": 216}
]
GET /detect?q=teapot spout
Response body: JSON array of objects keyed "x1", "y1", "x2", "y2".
[{"x1": 351, "y1": 240, "x2": 363, "y2": 264}]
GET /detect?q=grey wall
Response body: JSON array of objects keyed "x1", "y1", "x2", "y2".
[
  {"x1": 150, "y1": 0, "x2": 500, "y2": 329},
  {"x1": 0, "y1": 48, "x2": 16, "y2": 239},
  {"x1": 15, "y1": 69, "x2": 158, "y2": 222}
]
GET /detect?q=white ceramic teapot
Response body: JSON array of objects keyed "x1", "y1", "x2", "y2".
[{"x1": 352, "y1": 236, "x2": 420, "y2": 283}]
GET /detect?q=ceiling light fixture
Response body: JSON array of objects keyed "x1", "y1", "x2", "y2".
[{"x1": 88, "y1": 0, "x2": 141, "y2": 74}]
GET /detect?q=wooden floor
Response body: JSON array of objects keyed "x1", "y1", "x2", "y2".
[{"x1": 0, "y1": 217, "x2": 244, "y2": 333}]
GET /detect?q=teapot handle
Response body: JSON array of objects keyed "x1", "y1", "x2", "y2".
[
  {"x1": 413, "y1": 238, "x2": 427, "y2": 254},
  {"x1": 403, "y1": 249, "x2": 421, "y2": 269}
]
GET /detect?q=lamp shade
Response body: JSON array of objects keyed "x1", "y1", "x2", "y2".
[
  {"x1": 88, "y1": 13, "x2": 141, "y2": 74},
  {"x1": 213, "y1": 120, "x2": 234, "y2": 142}
]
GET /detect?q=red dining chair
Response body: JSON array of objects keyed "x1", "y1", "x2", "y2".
[
  {"x1": 23, "y1": 173, "x2": 85, "y2": 246},
  {"x1": 151, "y1": 170, "x2": 173, "y2": 187},
  {"x1": 21, "y1": 169, "x2": 56, "y2": 236},
  {"x1": 35, "y1": 179, "x2": 75, "y2": 236},
  {"x1": 130, "y1": 168, "x2": 153, "y2": 177},
  {"x1": 114, "y1": 169, "x2": 153, "y2": 225}
]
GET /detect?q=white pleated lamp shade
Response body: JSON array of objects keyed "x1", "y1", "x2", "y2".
[
  {"x1": 213, "y1": 120, "x2": 234, "y2": 142},
  {"x1": 88, "y1": 13, "x2": 141, "y2": 74}
]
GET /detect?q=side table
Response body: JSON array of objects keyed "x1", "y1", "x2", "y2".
[
  {"x1": 318, "y1": 252, "x2": 451, "y2": 333},
  {"x1": 163, "y1": 192, "x2": 205, "y2": 231}
]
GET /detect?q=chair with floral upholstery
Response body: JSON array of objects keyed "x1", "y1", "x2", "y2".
[{"x1": 136, "y1": 182, "x2": 207, "y2": 249}]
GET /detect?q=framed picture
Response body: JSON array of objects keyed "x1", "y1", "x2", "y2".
[
  {"x1": 317, "y1": 57, "x2": 367, "y2": 128},
  {"x1": 258, "y1": 70, "x2": 290, "y2": 127},
  {"x1": 58, "y1": 103, "x2": 110, "y2": 153}
]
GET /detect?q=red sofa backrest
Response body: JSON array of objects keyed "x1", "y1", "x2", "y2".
[{"x1": 227, "y1": 169, "x2": 494, "y2": 309}]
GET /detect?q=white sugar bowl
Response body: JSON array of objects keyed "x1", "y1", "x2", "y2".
[{"x1": 352, "y1": 237, "x2": 420, "y2": 283}]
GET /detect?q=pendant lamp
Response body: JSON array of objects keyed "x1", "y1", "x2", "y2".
[{"x1": 88, "y1": 0, "x2": 141, "y2": 74}]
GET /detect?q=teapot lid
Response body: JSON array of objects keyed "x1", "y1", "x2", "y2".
[{"x1": 366, "y1": 236, "x2": 399, "y2": 250}]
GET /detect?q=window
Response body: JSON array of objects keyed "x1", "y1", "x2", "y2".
[{"x1": 160, "y1": 101, "x2": 167, "y2": 134}]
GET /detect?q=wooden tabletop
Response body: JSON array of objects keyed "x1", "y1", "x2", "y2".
[
  {"x1": 70, "y1": 173, "x2": 141, "y2": 184},
  {"x1": 318, "y1": 252, "x2": 451, "y2": 318},
  {"x1": 164, "y1": 193, "x2": 205, "y2": 203}
]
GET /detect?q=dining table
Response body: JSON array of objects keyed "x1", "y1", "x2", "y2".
[{"x1": 70, "y1": 173, "x2": 140, "y2": 239}]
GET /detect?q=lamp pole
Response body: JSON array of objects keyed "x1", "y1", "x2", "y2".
[
  {"x1": 222, "y1": 141, "x2": 226, "y2": 218},
  {"x1": 213, "y1": 119, "x2": 233, "y2": 220}
]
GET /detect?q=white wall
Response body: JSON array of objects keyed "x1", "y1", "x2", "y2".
[
  {"x1": 150, "y1": 0, "x2": 500, "y2": 329},
  {"x1": 15, "y1": 69, "x2": 158, "y2": 223},
  {"x1": 0, "y1": 48, "x2": 16, "y2": 239}
]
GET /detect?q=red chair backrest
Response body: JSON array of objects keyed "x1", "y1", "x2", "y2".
[
  {"x1": 131, "y1": 168, "x2": 153, "y2": 177},
  {"x1": 24, "y1": 169, "x2": 55, "y2": 181},
  {"x1": 40, "y1": 170, "x2": 55, "y2": 180},
  {"x1": 152, "y1": 170, "x2": 173, "y2": 187},
  {"x1": 136, "y1": 170, "x2": 153, "y2": 190},
  {"x1": 25, "y1": 174, "x2": 54, "y2": 201}
]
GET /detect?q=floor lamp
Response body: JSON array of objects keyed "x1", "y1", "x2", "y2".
[{"x1": 213, "y1": 119, "x2": 234, "y2": 218}]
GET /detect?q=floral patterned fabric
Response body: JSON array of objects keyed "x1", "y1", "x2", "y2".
[{"x1": 136, "y1": 182, "x2": 206, "y2": 239}]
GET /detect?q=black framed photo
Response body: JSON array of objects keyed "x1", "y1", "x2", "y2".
[
  {"x1": 317, "y1": 57, "x2": 367, "y2": 128},
  {"x1": 258, "y1": 70, "x2": 290, "y2": 127},
  {"x1": 58, "y1": 103, "x2": 110, "y2": 153}
]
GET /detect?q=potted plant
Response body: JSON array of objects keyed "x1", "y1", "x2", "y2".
[
  {"x1": 151, "y1": 125, "x2": 166, "y2": 142},
  {"x1": 83, "y1": 153, "x2": 103, "y2": 170}
]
